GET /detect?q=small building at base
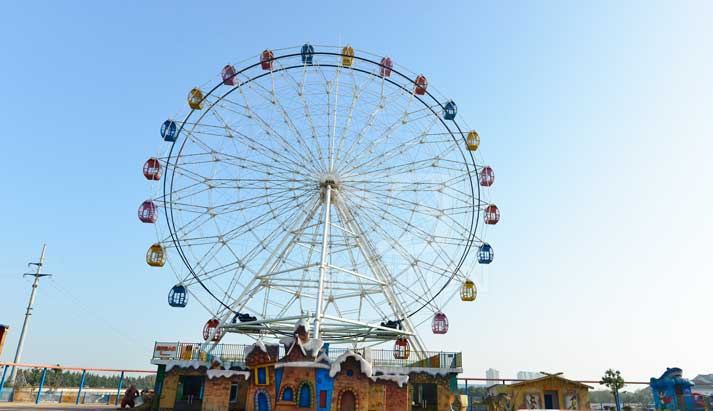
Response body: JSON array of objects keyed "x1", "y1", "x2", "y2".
[
  {"x1": 487, "y1": 372, "x2": 592, "y2": 411},
  {"x1": 151, "y1": 327, "x2": 462, "y2": 411}
]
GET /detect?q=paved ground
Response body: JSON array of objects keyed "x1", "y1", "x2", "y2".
[{"x1": 0, "y1": 404, "x2": 118, "y2": 411}]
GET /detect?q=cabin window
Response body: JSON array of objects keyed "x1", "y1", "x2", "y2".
[
  {"x1": 229, "y1": 383, "x2": 239, "y2": 403},
  {"x1": 254, "y1": 366, "x2": 269, "y2": 385}
]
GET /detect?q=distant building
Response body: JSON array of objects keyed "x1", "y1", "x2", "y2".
[
  {"x1": 517, "y1": 371, "x2": 544, "y2": 380},
  {"x1": 486, "y1": 368, "x2": 500, "y2": 385},
  {"x1": 692, "y1": 374, "x2": 713, "y2": 396}
]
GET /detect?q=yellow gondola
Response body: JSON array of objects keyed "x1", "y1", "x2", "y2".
[
  {"x1": 188, "y1": 88, "x2": 204, "y2": 110},
  {"x1": 146, "y1": 243, "x2": 166, "y2": 267},
  {"x1": 466, "y1": 131, "x2": 480, "y2": 151},
  {"x1": 341, "y1": 45, "x2": 354, "y2": 67},
  {"x1": 460, "y1": 279, "x2": 477, "y2": 301}
]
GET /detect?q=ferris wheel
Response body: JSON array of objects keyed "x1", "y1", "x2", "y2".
[{"x1": 139, "y1": 44, "x2": 499, "y2": 353}]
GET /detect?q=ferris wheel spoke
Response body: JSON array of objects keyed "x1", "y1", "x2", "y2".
[
  {"x1": 344, "y1": 195, "x2": 466, "y2": 276},
  {"x1": 347, "y1": 187, "x2": 472, "y2": 236},
  {"x1": 257, "y1": 68, "x2": 324, "y2": 168},
  {"x1": 335, "y1": 79, "x2": 407, "y2": 167},
  {"x1": 339, "y1": 116, "x2": 440, "y2": 177},
  {"x1": 205, "y1": 105, "x2": 318, "y2": 176},
  {"x1": 333, "y1": 70, "x2": 378, "y2": 173},
  {"x1": 337, "y1": 103, "x2": 443, "y2": 171},
  {"x1": 350, "y1": 198, "x2": 468, "y2": 252},
  {"x1": 218, "y1": 87, "x2": 319, "y2": 173},
  {"x1": 333, "y1": 202, "x2": 413, "y2": 324},
  {"x1": 341, "y1": 201, "x2": 440, "y2": 313}
]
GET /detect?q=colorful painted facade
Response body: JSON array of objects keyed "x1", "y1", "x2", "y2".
[
  {"x1": 151, "y1": 328, "x2": 462, "y2": 411},
  {"x1": 650, "y1": 368, "x2": 712, "y2": 411},
  {"x1": 487, "y1": 373, "x2": 591, "y2": 411}
]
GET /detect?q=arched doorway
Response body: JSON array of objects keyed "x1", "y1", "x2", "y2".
[
  {"x1": 340, "y1": 391, "x2": 356, "y2": 411},
  {"x1": 256, "y1": 391, "x2": 270, "y2": 411}
]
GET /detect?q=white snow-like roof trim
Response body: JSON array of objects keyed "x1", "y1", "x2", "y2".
[
  {"x1": 374, "y1": 366, "x2": 462, "y2": 377},
  {"x1": 329, "y1": 350, "x2": 373, "y2": 378},
  {"x1": 275, "y1": 362, "x2": 331, "y2": 370},
  {"x1": 285, "y1": 336, "x2": 323, "y2": 358},
  {"x1": 247, "y1": 339, "x2": 271, "y2": 359},
  {"x1": 206, "y1": 370, "x2": 251, "y2": 380},
  {"x1": 371, "y1": 374, "x2": 409, "y2": 387},
  {"x1": 151, "y1": 359, "x2": 207, "y2": 372}
]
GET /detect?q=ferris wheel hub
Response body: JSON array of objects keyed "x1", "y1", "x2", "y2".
[{"x1": 318, "y1": 172, "x2": 342, "y2": 202}]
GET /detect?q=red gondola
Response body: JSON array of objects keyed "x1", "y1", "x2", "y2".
[
  {"x1": 480, "y1": 166, "x2": 494, "y2": 187},
  {"x1": 432, "y1": 312, "x2": 449, "y2": 334},
  {"x1": 260, "y1": 50, "x2": 274, "y2": 71},
  {"x1": 414, "y1": 75, "x2": 428, "y2": 95},
  {"x1": 393, "y1": 337, "x2": 410, "y2": 359},
  {"x1": 203, "y1": 319, "x2": 222, "y2": 342},
  {"x1": 484, "y1": 204, "x2": 500, "y2": 225},
  {"x1": 138, "y1": 200, "x2": 158, "y2": 223},
  {"x1": 143, "y1": 158, "x2": 161, "y2": 181},
  {"x1": 380, "y1": 57, "x2": 393, "y2": 77},
  {"x1": 222, "y1": 64, "x2": 238, "y2": 86}
]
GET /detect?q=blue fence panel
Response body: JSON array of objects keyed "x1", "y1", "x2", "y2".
[{"x1": 0, "y1": 388, "x2": 13, "y2": 402}]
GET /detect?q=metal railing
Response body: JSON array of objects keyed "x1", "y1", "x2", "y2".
[{"x1": 152, "y1": 342, "x2": 462, "y2": 370}]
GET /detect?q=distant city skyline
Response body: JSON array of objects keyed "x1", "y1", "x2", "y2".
[
  {"x1": 486, "y1": 368, "x2": 501, "y2": 385},
  {"x1": 517, "y1": 371, "x2": 545, "y2": 380}
]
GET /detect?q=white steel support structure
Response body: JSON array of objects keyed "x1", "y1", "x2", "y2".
[{"x1": 313, "y1": 184, "x2": 333, "y2": 339}]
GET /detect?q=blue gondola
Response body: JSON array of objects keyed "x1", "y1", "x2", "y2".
[
  {"x1": 168, "y1": 284, "x2": 188, "y2": 307},
  {"x1": 161, "y1": 120, "x2": 178, "y2": 142},
  {"x1": 301, "y1": 43, "x2": 314, "y2": 65},
  {"x1": 444, "y1": 100, "x2": 457, "y2": 120},
  {"x1": 478, "y1": 243, "x2": 494, "y2": 264}
]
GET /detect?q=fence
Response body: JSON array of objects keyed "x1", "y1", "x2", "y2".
[
  {"x1": 152, "y1": 341, "x2": 462, "y2": 371},
  {"x1": 0, "y1": 362, "x2": 155, "y2": 405}
]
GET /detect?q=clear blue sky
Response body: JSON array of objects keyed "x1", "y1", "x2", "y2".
[{"x1": 1, "y1": 0, "x2": 711, "y2": 384}]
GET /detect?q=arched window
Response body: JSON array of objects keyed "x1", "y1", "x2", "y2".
[
  {"x1": 282, "y1": 387, "x2": 294, "y2": 402},
  {"x1": 298, "y1": 383, "x2": 311, "y2": 408}
]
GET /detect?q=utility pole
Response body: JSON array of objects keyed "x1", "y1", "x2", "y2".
[{"x1": 8, "y1": 244, "x2": 50, "y2": 384}]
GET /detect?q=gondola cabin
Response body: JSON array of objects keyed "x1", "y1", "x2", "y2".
[
  {"x1": 444, "y1": 100, "x2": 457, "y2": 120},
  {"x1": 414, "y1": 75, "x2": 428, "y2": 95},
  {"x1": 188, "y1": 88, "x2": 204, "y2": 110},
  {"x1": 260, "y1": 49, "x2": 274, "y2": 70},
  {"x1": 161, "y1": 120, "x2": 178, "y2": 142},
  {"x1": 393, "y1": 337, "x2": 411, "y2": 359},
  {"x1": 146, "y1": 243, "x2": 166, "y2": 267},
  {"x1": 203, "y1": 319, "x2": 222, "y2": 342},
  {"x1": 380, "y1": 56, "x2": 393, "y2": 77},
  {"x1": 221, "y1": 64, "x2": 238, "y2": 86},
  {"x1": 461, "y1": 280, "x2": 477, "y2": 301},
  {"x1": 484, "y1": 205, "x2": 500, "y2": 225},
  {"x1": 466, "y1": 131, "x2": 480, "y2": 151},
  {"x1": 341, "y1": 45, "x2": 354, "y2": 67},
  {"x1": 301, "y1": 43, "x2": 314, "y2": 65},
  {"x1": 143, "y1": 158, "x2": 162, "y2": 181},
  {"x1": 432, "y1": 312, "x2": 449, "y2": 334},
  {"x1": 480, "y1": 166, "x2": 495, "y2": 187},
  {"x1": 478, "y1": 243, "x2": 494, "y2": 264},
  {"x1": 138, "y1": 200, "x2": 158, "y2": 223},
  {"x1": 168, "y1": 284, "x2": 188, "y2": 308}
]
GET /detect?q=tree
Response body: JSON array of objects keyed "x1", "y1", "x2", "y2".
[{"x1": 601, "y1": 369, "x2": 625, "y2": 411}]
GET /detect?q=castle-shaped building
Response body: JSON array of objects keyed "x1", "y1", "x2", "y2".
[{"x1": 151, "y1": 325, "x2": 462, "y2": 411}]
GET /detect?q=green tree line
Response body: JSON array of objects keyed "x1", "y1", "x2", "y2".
[{"x1": 5, "y1": 368, "x2": 155, "y2": 390}]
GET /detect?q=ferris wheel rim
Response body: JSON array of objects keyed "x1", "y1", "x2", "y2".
[{"x1": 160, "y1": 48, "x2": 484, "y2": 328}]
